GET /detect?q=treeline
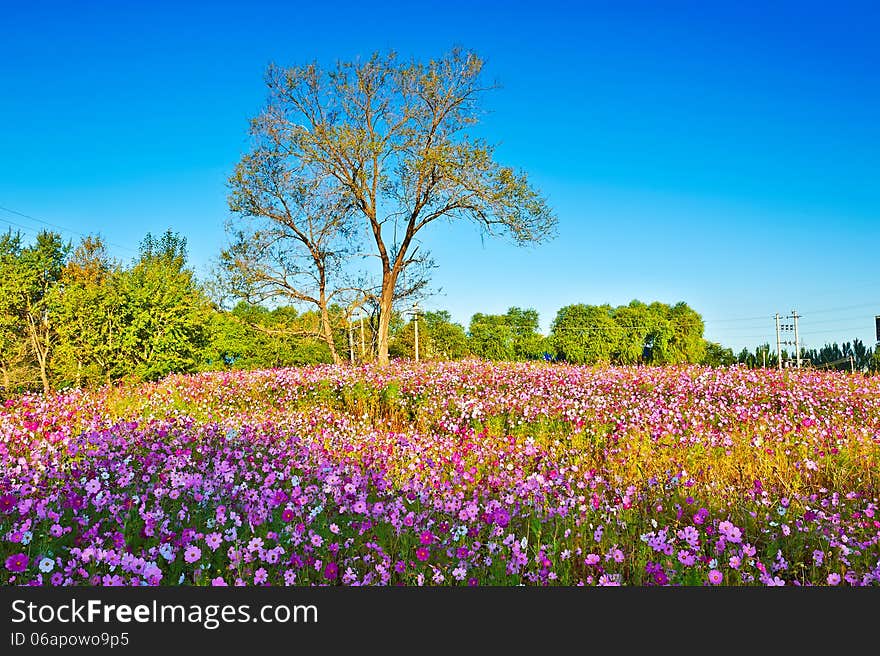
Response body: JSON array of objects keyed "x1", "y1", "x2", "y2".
[
  {"x1": 705, "y1": 340, "x2": 879, "y2": 372},
  {"x1": 0, "y1": 229, "x2": 350, "y2": 396},
  {"x1": 2, "y1": 229, "x2": 877, "y2": 397}
]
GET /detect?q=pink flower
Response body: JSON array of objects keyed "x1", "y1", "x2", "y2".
[
  {"x1": 708, "y1": 569, "x2": 723, "y2": 585},
  {"x1": 827, "y1": 573, "x2": 841, "y2": 586},
  {"x1": 254, "y1": 568, "x2": 268, "y2": 584},
  {"x1": 211, "y1": 577, "x2": 227, "y2": 586},
  {"x1": 205, "y1": 532, "x2": 222, "y2": 551},
  {"x1": 183, "y1": 546, "x2": 201, "y2": 564}
]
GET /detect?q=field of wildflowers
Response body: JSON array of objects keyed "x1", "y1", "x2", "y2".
[{"x1": 1, "y1": 361, "x2": 878, "y2": 586}]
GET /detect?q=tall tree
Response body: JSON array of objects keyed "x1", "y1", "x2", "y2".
[{"x1": 248, "y1": 48, "x2": 556, "y2": 365}]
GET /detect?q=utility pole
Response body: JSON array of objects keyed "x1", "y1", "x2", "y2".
[
  {"x1": 775, "y1": 313, "x2": 782, "y2": 370},
  {"x1": 850, "y1": 354, "x2": 855, "y2": 374},
  {"x1": 359, "y1": 312, "x2": 365, "y2": 360},
  {"x1": 792, "y1": 310, "x2": 801, "y2": 369},
  {"x1": 413, "y1": 303, "x2": 419, "y2": 363}
]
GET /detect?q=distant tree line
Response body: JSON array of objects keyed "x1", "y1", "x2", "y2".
[
  {"x1": 704, "y1": 339, "x2": 879, "y2": 372},
  {"x1": 3, "y1": 229, "x2": 878, "y2": 398}
]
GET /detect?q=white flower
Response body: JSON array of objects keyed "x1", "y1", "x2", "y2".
[{"x1": 38, "y1": 557, "x2": 55, "y2": 573}]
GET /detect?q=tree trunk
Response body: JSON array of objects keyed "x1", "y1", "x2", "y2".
[
  {"x1": 320, "y1": 304, "x2": 341, "y2": 365},
  {"x1": 376, "y1": 270, "x2": 397, "y2": 367},
  {"x1": 38, "y1": 362, "x2": 50, "y2": 395}
]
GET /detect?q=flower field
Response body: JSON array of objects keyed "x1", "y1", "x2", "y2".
[{"x1": 2, "y1": 361, "x2": 879, "y2": 586}]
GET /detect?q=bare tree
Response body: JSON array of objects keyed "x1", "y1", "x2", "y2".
[
  {"x1": 225, "y1": 143, "x2": 364, "y2": 364},
  {"x1": 243, "y1": 47, "x2": 556, "y2": 365}
]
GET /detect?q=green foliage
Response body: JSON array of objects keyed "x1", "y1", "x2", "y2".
[
  {"x1": 201, "y1": 302, "x2": 333, "y2": 370},
  {"x1": 389, "y1": 310, "x2": 469, "y2": 361},
  {"x1": 551, "y1": 304, "x2": 621, "y2": 364},
  {"x1": 468, "y1": 307, "x2": 545, "y2": 361},
  {"x1": 117, "y1": 232, "x2": 211, "y2": 381},
  {"x1": 550, "y1": 300, "x2": 705, "y2": 366},
  {"x1": 0, "y1": 230, "x2": 70, "y2": 393},
  {"x1": 702, "y1": 341, "x2": 737, "y2": 367},
  {"x1": 48, "y1": 236, "x2": 126, "y2": 388}
]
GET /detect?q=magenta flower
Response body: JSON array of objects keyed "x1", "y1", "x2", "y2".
[
  {"x1": 323, "y1": 562, "x2": 339, "y2": 581},
  {"x1": 419, "y1": 530, "x2": 433, "y2": 545},
  {"x1": 5, "y1": 553, "x2": 28, "y2": 573},
  {"x1": 416, "y1": 547, "x2": 430, "y2": 562},
  {"x1": 281, "y1": 508, "x2": 295, "y2": 522},
  {"x1": 0, "y1": 494, "x2": 16, "y2": 513}
]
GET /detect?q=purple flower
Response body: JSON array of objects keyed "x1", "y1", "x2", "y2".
[
  {"x1": 324, "y1": 562, "x2": 339, "y2": 581},
  {"x1": 708, "y1": 569, "x2": 723, "y2": 585},
  {"x1": 183, "y1": 546, "x2": 201, "y2": 564},
  {"x1": 5, "y1": 553, "x2": 28, "y2": 573},
  {"x1": 0, "y1": 494, "x2": 16, "y2": 513}
]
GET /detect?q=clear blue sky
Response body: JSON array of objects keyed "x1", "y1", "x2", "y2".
[{"x1": 1, "y1": 0, "x2": 878, "y2": 354}]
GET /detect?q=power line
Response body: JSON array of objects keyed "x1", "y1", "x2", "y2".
[
  {"x1": 0, "y1": 216, "x2": 43, "y2": 237},
  {"x1": 0, "y1": 204, "x2": 137, "y2": 253}
]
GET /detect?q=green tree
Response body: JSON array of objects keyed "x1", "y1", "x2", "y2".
[
  {"x1": 250, "y1": 48, "x2": 556, "y2": 365},
  {"x1": 0, "y1": 232, "x2": 32, "y2": 394},
  {"x1": 118, "y1": 231, "x2": 211, "y2": 381},
  {"x1": 203, "y1": 302, "x2": 334, "y2": 370},
  {"x1": 701, "y1": 341, "x2": 736, "y2": 366},
  {"x1": 423, "y1": 310, "x2": 470, "y2": 360},
  {"x1": 468, "y1": 307, "x2": 545, "y2": 361},
  {"x1": 550, "y1": 304, "x2": 621, "y2": 365},
  {"x1": 49, "y1": 236, "x2": 126, "y2": 388},
  {"x1": 610, "y1": 300, "x2": 653, "y2": 364},
  {"x1": 0, "y1": 231, "x2": 70, "y2": 393},
  {"x1": 389, "y1": 309, "x2": 469, "y2": 360},
  {"x1": 647, "y1": 301, "x2": 705, "y2": 364}
]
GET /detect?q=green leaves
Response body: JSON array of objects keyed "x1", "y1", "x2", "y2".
[{"x1": 550, "y1": 300, "x2": 707, "y2": 365}]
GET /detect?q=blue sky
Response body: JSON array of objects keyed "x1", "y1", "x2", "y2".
[{"x1": 1, "y1": 0, "x2": 878, "y2": 354}]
